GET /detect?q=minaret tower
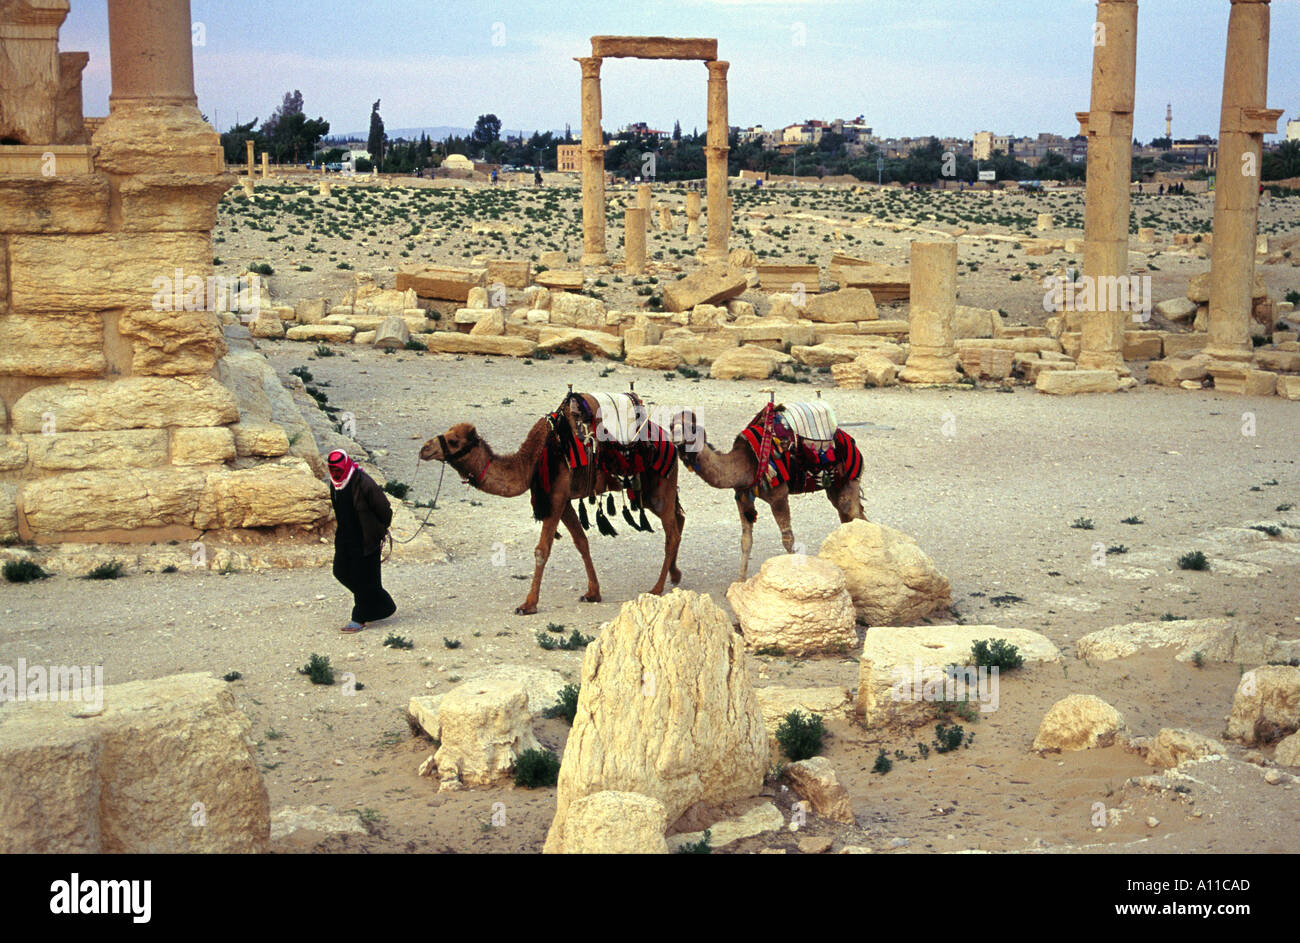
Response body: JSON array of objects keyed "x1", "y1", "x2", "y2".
[{"x1": 1166, "y1": 103, "x2": 1172, "y2": 139}]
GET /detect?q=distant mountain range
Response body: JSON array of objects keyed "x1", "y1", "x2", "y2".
[{"x1": 328, "y1": 126, "x2": 568, "y2": 143}]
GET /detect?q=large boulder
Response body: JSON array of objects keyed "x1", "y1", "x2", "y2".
[
  {"x1": 625, "y1": 345, "x2": 684, "y2": 371},
  {"x1": 549, "y1": 791, "x2": 669, "y2": 854},
  {"x1": 710, "y1": 344, "x2": 792, "y2": 380},
  {"x1": 857, "y1": 624, "x2": 1061, "y2": 728},
  {"x1": 431, "y1": 679, "x2": 542, "y2": 790},
  {"x1": 784, "y1": 756, "x2": 855, "y2": 824},
  {"x1": 0, "y1": 672, "x2": 268, "y2": 852},
  {"x1": 1075, "y1": 619, "x2": 1297, "y2": 665},
  {"x1": 1032, "y1": 694, "x2": 1125, "y2": 753},
  {"x1": 1275, "y1": 732, "x2": 1300, "y2": 768},
  {"x1": 662, "y1": 267, "x2": 748, "y2": 313},
  {"x1": 374, "y1": 315, "x2": 412, "y2": 349},
  {"x1": 536, "y1": 327, "x2": 623, "y2": 359},
  {"x1": 817, "y1": 520, "x2": 951, "y2": 625},
  {"x1": 543, "y1": 590, "x2": 768, "y2": 853},
  {"x1": 1225, "y1": 666, "x2": 1300, "y2": 746},
  {"x1": 726, "y1": 554, "x2": 858, "y2": 656},
  {"x1": 1144, "y1": 728, "x2": 1228, "y2": 769},
  {"x1": 549, "y1": 292, "x2": 606, "y2": 330},
  {"x1": 803, "y1": 288, "x2": 877, "y2": 324}
]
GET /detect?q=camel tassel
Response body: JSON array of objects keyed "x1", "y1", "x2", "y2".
[
  {"x1": 638, "y1": 507, "x2": 653, "y2": 533},
  {"x1": 578, "y1": 500, "x2": 590, "y2": 531},
  {"x1": 606, "y1": 494, "x2": 616, "y2": 517},
  {"x1": 596, "y1": 508, "x2": 617, "y2": 537},
  {"x1": 622, "y1": 505, "x2": 638, "y2": 530}
]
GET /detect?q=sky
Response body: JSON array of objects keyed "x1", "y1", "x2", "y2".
[{"x1": 60, "y1": 0, "x2": 1300, "y2": 144}]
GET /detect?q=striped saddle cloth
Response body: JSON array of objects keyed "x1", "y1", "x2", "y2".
[{"x1": 740, "y1": 401, "x2": 862, "y2": 492}]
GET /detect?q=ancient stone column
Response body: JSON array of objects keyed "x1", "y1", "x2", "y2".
[
  {"x1": 261, "y1": 151, "x2": 269, "y2": 179},
  {"x1": 1075, "y1": 0, "x2": 1137, "y2": 372},
  {"x1": 241, "y1": 177, "x2": 255, "y2": 197},
  {"x1": 95, "y1": 0, "x2": 224, "y2": 176},
  {"x1": 625, "y1": 207, "x2": 647, "y2": 276},
  {"x1": 246, "y1": 139, "x2": 254, "y2": 178},
  {"x1": 577, "y1": 56, "x2": 607, "y2": 267},
  {"x1": 686, "y1": 190, "x2": 702, "y2": 237},
  {"x1": 637, "y1": 183, "x2": 652, "y2": 212},
  {"x1": 659, "y1": 204, "x2": 674, "y2": 232},
  {"x1": 704, "y1": 60, "x2": 730, "y2": 261},
  {"x1": 1207, "y1": 0, "x2": 1283, "y2": 361},
  {"x1": 901, "y1": 241, "x2": 961, "y2": 384},
  {"x1": 319, "y1": 178, "x2": 331, "y2": 197}
]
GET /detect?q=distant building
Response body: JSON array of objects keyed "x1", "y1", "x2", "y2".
[
  {"x1": 973, "y1": 131, "x2": 1012, "y2": 160},
  {"x1": 615, "y1": 122, "x2": 670, "y2": 141},
  {"x1": 556, "y1": 144, "x2": 581, "y2": 172},
  {"x1": 1287, "y1": 117, "x2": 1300, "y2": 142}
]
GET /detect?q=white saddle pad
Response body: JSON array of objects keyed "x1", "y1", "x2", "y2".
[
  {"x1": 780, "y1": 401, "x2": 838, "y2": 443},
  {"x1": 591, "y1": 392, "x2": 646, "y2": 446}
]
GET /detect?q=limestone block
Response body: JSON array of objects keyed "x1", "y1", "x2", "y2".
[
  {"x1": 422, "y1": 332, "x2": 536, "y2": 358},
  {"x1": 857, "y1": 624, "x2": 1060, "y2": 728},
  {"x1": 792, "y1": 344, "x2": 860, "y2": 368},
  {"x1": 662, "y1": 267, "x2": 748, "y2": 313},
  {"x1": 1208, "y1": 366, "x2": 1276, "y2": 397},
  {"x1": 818, "y1": 520, "x2": 950, "y2": 625},
  {"x1": 1186, "y1": 271, "x2": 1266, "y2": 304},
  {"x1": 374, "y1": 316, "x2": 412, "y2": 349},
  {"x1": 171, "y1": 427, "x2": 236, "y2": 466},
  {"x1": 0, "y1": 673, "x2": 269, "y2": 853},
  {"x1": 727, "y1": 554, "x2": 857, "y2": 656},
  {"x1": 466, "y1": 286, "x2": 489, "y2": 309},
  {"x1": 753, "y1": 686, "x2": 854, "y2": 750},
  {"x1": 8, "y1": 232, "x2": 213, "y2": 313},
  {"x1": 117, "y1": 173, "x2": 231, "y2": 233},
  {"x1": 194, "y1": 459, "x2": 330, "y2": 530},
  {"x1": 543, "y1": 590, "x2": 768, "y2": 854},
  {"x1": 1123, "y1": 330, "x2": 1164, "y2": 361},
  {"x1": 0, "y1": 483, "x2": 17, "y2": 542},
  {"x1": 248, "y1": 312, "x2": 286, "y2": 339},
  {"x1": 728, "y1": 299, "x2": 756, "y2": 320},
  {"x1": 11, "y1": 377, "x2": 239, "y2": 433},
  {"x1": 523, "y1": 286, "x2": 551, "y2": 310},
  {"x1": 485, "y1": 259, "x2": 531, "y2": 290},
  {"x1": 1277, "y1": 376, "x2": 1300, "y2": 401},
  {"x1": 119, "y1": 307, "x2": 228, "y2": 376},
  {"x1": 1276, "y1": 732, "x2": 1300, "y2": 768},
  {"x1": 549, "y1": 292, "x2": 607, "y2": 330},
  {"x1": 1035, "y1": 369, "x2": 1121, "y2": 395},
  {"x1": 784, "y1": 757, "x2": 855, "y2": 824},
  {"x1": 953, "y1": 305, "x2": 1000, "y2": 339},
  {"x1": 625, "y1": 345, "x2": 684, "y2": 371},
  {"x1": 535, "y1": 270, "x2": 584, "y2": 293},
  {"x1": 667, "y1": 802, "x2": 784, "y2": 851},
  {"x1": 353, "y1": 330, "x2": 376, "y2": 346},
  {"x1": 662, "y1": 330, "x2": 739, "y2": 366},
  {"x1": 1254, "y1": 349, "x2": 1300, "y2": 373},
  {"x1": 0, "y1": 176, "x2": 111, "y2": 234},
  {"x1": 230, "y1": 421, "x2": 290, "y2": 458},
  {"x1": 468, "y1": 309, "x2": 505, "y2": 337},
  {"x1": 395, "y1": 265, "x2": 487, "y2": 302},
  {"x1": 24, "y1": 430, "x2": 168, "y2": 471},
  {"x1": 550, "y1": 792, "x2": 669, "y2": 855},
  {"x1": 1155, "y1": 297, "x2": 1197, "y2": 322},
  {"x1": 1075, "y1": 619, "x2": 1294, "y2": 665},
  {"x1": 285, "y1": 324, "x2": 355, "y2": 344},
  {"x1": 957, "y1": 347, "x2": 1014, "y2": 380},
  {"x1": 1147, "y1": 358, "x2": 1209, "y2": 386},
  {"x1": 1163, "y1": 333, "x2": 1209, "y2": 358},
  {"x1": 710, "y1": 344, "x2": 792, "y2": 380},
  {"x1": 433, "y1": 680, "x2": 541, "y2": 789},
  {"x1": 1226, "y1": 666, "x2": 1300, "y2": 745},
  {"x1": 767, "y1": 293, "x2": 804, "y2": 322},
  {"x1": 294, "y1": 298, "x2": 329, "y2": 325},
  {"x1": 536, "y1": 327, "x2": 623, "y2": 359},
  {"x1": 674, "y1": 303, "x2": 728, "y2": 330},
  {"x1": 1032, "y1": 695, "x2": 1124, "y2": 753},
  {"x1": 1145, "y1": 729, "x2": 1228, "y2": 769},
  {"x1": 803, "y1": 288, "x2": 877, "y2": 324},
  {"x1": 0, "y1": 312, "x2": 107, "y2": 377},
  {"x1": 20, "y1": 468, "x2": 207, "y2": 534},
  {"x1": 0, "y1": 436, "x2": 27, "y2": 472}
]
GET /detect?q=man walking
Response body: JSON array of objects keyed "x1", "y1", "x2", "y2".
[{"x1": 327, "y1": 450, "x2": 396, "y2": 632}]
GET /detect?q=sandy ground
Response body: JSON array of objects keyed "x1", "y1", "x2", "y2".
[{"x1": 3, "y1": 180, "x2": 1299, "y2": 854}]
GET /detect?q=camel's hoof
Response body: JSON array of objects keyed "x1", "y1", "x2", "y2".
[
  {"x1": 646, "y1": 587, "x2": 665, "y2": 596},
  {"x1": 514, "y1": 605, "x2": 537, "y2": 616},
  {"x1": 670, "y1": 570, "x2": 682, "y2": 585},
  {"x1": 579, "y1": 593, "x2": 601, "y2": 604}
]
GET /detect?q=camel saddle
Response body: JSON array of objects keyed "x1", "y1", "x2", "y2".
[
  {"x1": 564, "y1": 392, "x2": 676, "y2": 482},
  {"x1": 740, "y1": 401, "x2": 862, "y2": 493}
]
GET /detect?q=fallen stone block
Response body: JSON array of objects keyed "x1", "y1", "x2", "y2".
[
  {"x1": 1033, "y1": 694, "x2": 1125, "y2": 753},
  {"x1": 662, "y1": 267, "x2": 749, "y2": 313},
  {"x1": 1035, "y1": 369, "x2": 1120, "y2": 395}
]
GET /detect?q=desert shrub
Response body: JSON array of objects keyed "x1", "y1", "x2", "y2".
[
  {"x1": 84, "y1": 560, "x2": 125, "y2": 580},
  {"x1": 298, "y1": 653, "x2": 334, "y2": 685},
  {"x1": 971, "y1": 638, "x2": 1024, "y2": 672},
  {"x1": 872, "y1": 749, "x2": 892, "y2": 774},
  {"x1": 543, "y1": 683, "x2": 580, "y2": 724},
  {"x1": 775, "y1": 710, "x2": 826, "y2": 762},
  {"x1": 383, "y1": 481, "x2": 410, "y2": 500},
  {"x1": 933, "y1": 723, "x2": 970, "y2": 754},
  {"x1": 3, "y1": 560, "x2": 49, "y2": 583},
  {"x1": 513, "y1": 748, "x2": 560, "y2": 788},
  {"x1": 675, "y1": 830, "x2": 711, "y2": 854},
  {"x1": 383, "y1": 634, "x2": 413, "y2": 650},
  {"x1": 1178, "y1": 551, "x2": 1209, "y2": 571}
]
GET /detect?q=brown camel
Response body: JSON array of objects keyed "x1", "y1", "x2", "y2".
[
  {"x1": 419, "y1": 396, "x2": 685, "y2": 614},
  {"x1": 678, "y1": 410, "x2": 867, "y2": 579}
]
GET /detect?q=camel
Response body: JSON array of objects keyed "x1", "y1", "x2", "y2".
[
  {"x1": 678, "y1": 407, "x2": 867, "y2": 579},
  {"x1": 419, "y1": 394, "x2": 685, "y2": 614}
]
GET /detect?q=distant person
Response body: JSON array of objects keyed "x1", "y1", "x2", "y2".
[
  {"x1": 327, "y1": 450, "x2": 396, "y2": 633},
  {"x1": 491, "y1": 169, "x2": 499, "y2": 185},
  {"x1": 534, "y1": 169, "x2": 543, "y2": 187},
  {"x1": 1158, "y1": 183, "x2": 1165, "y2": 196}
]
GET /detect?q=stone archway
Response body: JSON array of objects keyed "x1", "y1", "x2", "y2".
[{"x1": 576, "y1": 36, "x2": 730, "y2": 266}]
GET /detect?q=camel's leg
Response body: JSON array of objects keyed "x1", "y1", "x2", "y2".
[
  {"x1": 736, "y1": 490, "x2": 757, "y2": 580},
  {"x1": 560, "y1": 502, "x2": 601, "y2": 603},
  {"x1": 668, "y1": 500, "x2": 685, "y2": 585},
  {"x1": 517, "y1": 513, "x2": 562, "y2": 615},
  {"x1": 770, "y1": 491, "x2": 797, "y2": 554},
  {"x1": 646, "y1": 481, "x2": 683, "y2": 595},
  {"x1": 828, "y1": 477, "x2": 866, "y2": 523}
]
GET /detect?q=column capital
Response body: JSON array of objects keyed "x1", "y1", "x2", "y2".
[
  {"x1": 575, "y1": 56, "x2": 603, "y2": 79},
  {"x1": 706, "y1": 60, "x2": 730, "y2": 80}
]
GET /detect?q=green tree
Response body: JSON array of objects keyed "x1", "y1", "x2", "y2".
[
  {"x1": 472, "y1": 114, "x2": 502, "y2": 153},
  {"x1": 367, "y1": 100, "x2": 386, "y2": 170},
  {"x1": 1263, "y1": 140, "x2": 1300, "y2": 181}
]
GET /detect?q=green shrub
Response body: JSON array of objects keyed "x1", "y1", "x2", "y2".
[
  {"x1": 970, "y1": 638, "x2": 1023, "y2": 671},
  {"x1": 536, "y1": 629, "x2": 593, "y2": 651},
  {"x1": 3, "y1": 559, "x2": 49, "y2": 583},
  {"x1": 543, "y1": 683, "x2": 580, "y2": 724},
  {"x1": 1178, "y1": 550, "x2": 1209, "y2": 571},
  {"x1": 775, "y1": 710, "x2": 826, "y2": 762},
  {"x1": 222, "y1": 671, "x2": 242, "y2": 682},
  {"x1": 513, "y1": 748, "x2": 560, "y2": 788},
  {"x1": 383, "y1": 634, "x2": 414, "y2": 650},
  {"x1": 1071, "y1": 517, "x2": 1094, "y2": 530},
  {"x1": 298, "y1": 653, "x2": 335, "y2": 685},
  {"x1": 84, "y1": 560, "x2": 125, "y2": 580},
  {"x1": 933, "y1": 723, "x2": 970, "y2": 753},
  {"x1": 443, "y1": 638, "x2": 461, "y2": 649},
  {"x1": 872, "y1": 748, "x2": 893, "y2": 774},
  {"x1": 675, "y1": 830, "x2": 711, "y2": 854},
  {"x1": 383, "y1": 481, "x2": 410, "y2": 500}
]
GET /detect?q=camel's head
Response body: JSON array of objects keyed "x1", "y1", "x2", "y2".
[{"x1": 420, "y1": 423, "x2": 479, "y2": 462}]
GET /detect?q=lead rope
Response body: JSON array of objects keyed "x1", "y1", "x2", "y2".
[{"x1": 383, "y1": 453, "x2": 447, "y2": 560}]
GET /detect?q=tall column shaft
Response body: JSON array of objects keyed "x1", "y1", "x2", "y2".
[
  {"x1": 686, "y1": 190, "x2": 702, "y2": 236},
  {"x1": 625, "y1": 207, "x2": 647, "y2": 275},
  {"x1": 577, "y1": 56, "x2": 607, "y2": 266},
  {"x1": 704, "y1": 60, "x2": 730, "y2": 261},
  {"x1": 1207, "y1": 0, "x2": 1279, "y2": 360},
  {"x1": 901, "y1": 241, "x2": 961, "y2": 384},
  {"x1": 1077, "y1": 0, "x2": 1137, "y2": 371},
  {"x1": 245, "y1": 139, "x2": 255, "y2": 178},
  {"x1": 106, "y1": 0, "x2": 197, "y2": 103}
]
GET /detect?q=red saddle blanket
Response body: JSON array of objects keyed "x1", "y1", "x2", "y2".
[{"x1": 739, "y1": 405, "x2": 863, "y2": 493}]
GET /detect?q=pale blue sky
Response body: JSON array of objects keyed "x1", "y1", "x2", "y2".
[{"x1": 61, "y1": 0, "x2": 1299, "y2": 142}]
